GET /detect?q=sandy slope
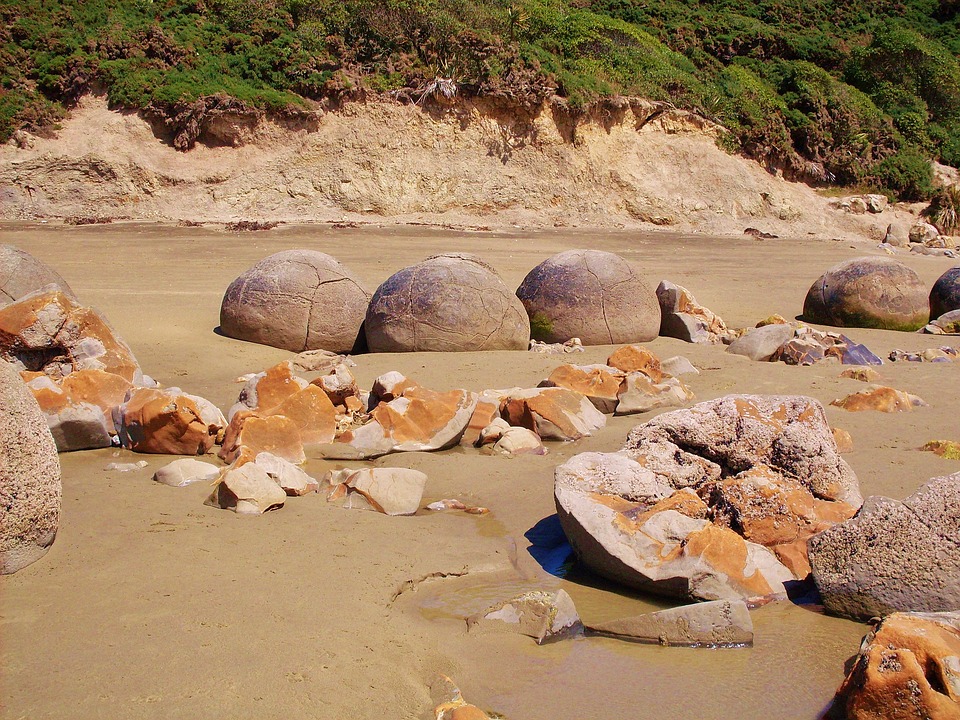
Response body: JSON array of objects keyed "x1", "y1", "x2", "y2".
[
  {"x1": 1, "y1": 221, "x2": 958, "y2": 719},
  {"x1": 0, "y1": 95, "x2": 918, "y2": 240}
]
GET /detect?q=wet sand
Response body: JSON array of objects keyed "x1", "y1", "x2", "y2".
[{"x1": 1, "y1": 222, "x2": 958, "y2": 719}]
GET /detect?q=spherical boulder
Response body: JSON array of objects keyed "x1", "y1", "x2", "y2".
[
  {"x1": 364, "y1": 253, "x2": 529, "y2": 352},
  {"x1": 516, "y1": 249, "x2": 660, "y2": 345},
  {"x1": 0, "y1": 244, "x2": 75, "y2": 307},
  {"x1": 930, "y1": 266, "x2": 960, "y2": 320},
  {"x1": 220, "y1": 250, "x2": 370, "y2": 353},
  {"x1": 802, "y1": 256, "x2": 929, "y2": 331},
  {"x1": 1, "y1": 360, "x2": 61, "y2": 574}
]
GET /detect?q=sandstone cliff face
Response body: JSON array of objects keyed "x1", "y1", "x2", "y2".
[{"x1": 0, "y1": 94, "x2": 900, "y2": 238}]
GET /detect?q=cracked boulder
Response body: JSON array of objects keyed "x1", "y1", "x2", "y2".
[
  {"x1": 364, "y1": 253, "x2": 529, "y2": 352},
  {"x1": 23, "y1": 369, "x2": 133, "y2": 451},
  {"x1": 827, "y1": 611, "x2": 960, "y2": 720},
  {"x1": 114, "y1": 387, "x2": 226, "y2": 455},
  {"x1": 0, "y1": 289, "x2": 143, "y2": 383},
  {"x1": 931, "y1": 266, "x2": 960, "y2": 320},
  {"x1": 1, "y1": 360, "x2": 61, "y2": 574},
  {"x1": 541, "y1": 362, "x2": 693, "y2": 416},
  {"x1": 219, "y1": 250, "x2": 370, "y2": 353},
  {"x1": 803, "y1": 257, "x2": 930, "y2": 331},
  {"x1": 326, "y1": 385, "x2": 478, "y2": 458},
  {"x1": 0, "y1": 245, "x2": 75, "y2": 307},
  {"x1": 516, "y1": 249, "x2": 660, "y2": 345},
  {"x1": 656, "y1": 280, "x2": 729, "y2": 343},
  {"x1": 810, "y1": 472, "x2": 960, "y2": 620},
  {"x1": 500, "y1": 387, "x2": 606, "y2": 441},
  {"x1": 555, "y1": 395, "x2": 861, "y2": 600},
  {"x1": 467, "y1": 589, "x2": 583, "y2": 644}
]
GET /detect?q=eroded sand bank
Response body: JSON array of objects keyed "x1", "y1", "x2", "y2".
[{"x1": 1, "y1": 222, "x2": 958, "y2": 719}]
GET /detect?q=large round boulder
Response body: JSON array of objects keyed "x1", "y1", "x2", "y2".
[
  {"x1": 930, "y1": 266, "x2": 960, "y2": 320},
  {"x1": 220, "y1": 250, "x2": 370, "y2": 353},
  {"x1": 802, "y1": 257, "x2": 929, "y2": 331},
  {"x1": 0, "y1": 245, "x2": 75, "y2": 307},
  {"x1": 516, "y1": 249, "x2": 660, "y2": 345},
  {"x1": 1, "y1": 360, "x2": 61, "y2": 574},
  {"x1": 364, "y1": 253, "x2": 529, "y2": 352}
]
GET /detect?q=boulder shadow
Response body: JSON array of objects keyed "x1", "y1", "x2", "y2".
[{"x1": 524, "y1": 514, "x2": 574, "y2": 578}]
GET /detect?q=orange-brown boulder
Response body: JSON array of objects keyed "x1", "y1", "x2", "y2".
[
  {"x1": 230, "y1": 361, "x2": 307, "y2": 419},
  {"x1": 606, "y1": 345, "x2": 665, "y2": 380},
  {"x1": 500, "y1": 387, "x2": 606, "y2": 441},
  {"x1": 219, "y1": 412, "x2": 305, "y2": 465},
  {"x1": 268, "y1": 384, "x2": 336, "y2": 445},
  {"x1": 460, "y1": 394, "x2": 502, "y2": 447},
  {"x1": 0, "y1": 290, "x2": 142, "y2": 383},
  {"x1": 828, "y1": 611, "x2": 960, "y2": 720},
  {"x1": 115, "y1": 387, "x2": 226, "y2": 456},
  {"x1": 543, "y1": 364, "x2": 625, "y2": 413},
  {"x1": 831, "y1": 386, "x2": 928, "y2": 413}
]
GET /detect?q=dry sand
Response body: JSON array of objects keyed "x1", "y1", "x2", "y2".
[{"x1": 1, "y1": 221, "x2": 958, "y2": 720}]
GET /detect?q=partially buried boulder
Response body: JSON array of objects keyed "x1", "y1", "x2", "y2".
[
  {"x1": 219, "y1": 250, "x2": 370, "y2": 353},
  {"x1": 364, "y1": 253, "x2": 529, "y2": 352},
  {"x1": 516, "y1": 249, "x2": 660, "y2": 345},
  {"x1": 931, "y1": 266, "x2": 960, "y2": 320},
  {"x1": 0, "y1": 245, "x2": 75, "y2": 306},
  {"x1": 587, "y1": 599, "x2": 753, "y2": 647},
  {"x1": 831, "y1": 386, "x2": 927, "y2": 413},
  {"x1": 827, "y1": 611, "x2": 960, "y2": 720},
  {"x1": 726, "y1": 324, "x2": 795, "y2": 362},
  {"x1": 0, "y1": 289, "x2": 143, "y2": 382},
  {"x1": 555, "y1": 395, "x2": 861, "y2": 600},
  {"x1": 809, "y1": 471, "x2": 960, "y2": 620},
  {"x1": 803, "y1": 257, "x2": 930, "y2": 331},
  {"x1": 1, "y1": 360, "x2": 61, "y2": 574}
]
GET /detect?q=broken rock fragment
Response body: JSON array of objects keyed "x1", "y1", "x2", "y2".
[
  {"x1": 205, "y1": 462, "x2": 286, "y2": 514},
  {"x1": 153, "y1": 458, "x2": 221, "y2": 487},
  {"x1": 467, "y1": 589, "x2": 582, "y2": 644},
  {"x1": 114, "y1": 387, "x2": 226, "y2": 455},
  {"x1": 587, "y1": 599, "x2": 753, "y2": 647},
  {"x1": 325, "y1": 467, "x2": 427, "y2": 515}
]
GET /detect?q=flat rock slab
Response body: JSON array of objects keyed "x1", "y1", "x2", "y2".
[{"x1": 587, "y1": 599, "x2": 753, "y2": 647}]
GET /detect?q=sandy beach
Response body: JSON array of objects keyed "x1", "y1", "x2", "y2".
[{"x1": 2, "y1": 221, "x2": 958, "y2": 720}]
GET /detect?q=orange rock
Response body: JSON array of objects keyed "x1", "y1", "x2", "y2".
[
  {"x1": 828, "y1": 611, "x2": 960, "y2": 720},
  {"x1": 459, "y1": 396, "x2": 501, "y2": 447},
  {"x1": 500, "y1": 387, "x2": 606, "y2": 441},
  {"x1": 0, "y1": 290, "x2": 141, "y2": 382},
  {"x1": 27, "y1": 369, "x2": 132, "y2": 432},
  {"x1": 839, "y1": 367, "x2": 881, "y2": 383},
  {"x1": 219, "y1": 412, "x2": 305, "y2": 464},
  {"x1": 310, "y1": 363, "x2": 360, "y2": 409},
  {"x1": 371, "y1": 371, "x2": 421, "y2": 402},
  {"x1": 269, "y1": 384, "x2": 336, "y2": 444},
  {"x1": 116, "y1": 387, "x2": 225, "y2": 456},
  {"x1": 370, "y1": 387, "x2": 472, "y2": 448},
  {"x1": 606, "y1": 345, "x2": 664, "y2": 381},
  {"x1": 544, "y1": 364, "x2": 624, "y2": 413},
  {"x1": 833, "y1": 427, "x2": 854, "y2": 453},
  {"x1": 251, "y1": 361, "x2": 306, "y2": 413},
  {"x1": 831, "y1": 386, "x2": 927, "y2": 413}
]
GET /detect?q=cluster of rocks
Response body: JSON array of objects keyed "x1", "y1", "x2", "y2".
[
  {"x1": 221, "y1": 248, "x2": 664, "y2": 354},
  {"x1": 830, "y1": 194, "x2": 888, "y2": 215},
  {"x1": 554, "y1": 394, "x2": 862, "y2": 602},
  {"x1": 883, "y1": 220, "x2": 959, "y2": 257},
  {"x1": 728, "y1": 320, "x2": 884, "y2": 366},
  {"x1": 889, "y1": 346, "x2": 959, "y2": 362},
  {"x1": 656, "y1": 280, "x2": 734, "y2": 344}
]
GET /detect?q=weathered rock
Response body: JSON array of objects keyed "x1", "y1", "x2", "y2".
[
  {"x1": 883, "y1": 223, "x2": 911, "y2": 248},
  {"x1": 432, "y1": 676, "x2": 494, "y2": 720},
  {"x1": 205, "y1": 463, "x2": 287, "y2": 514},
  {"x1": 840, "y1": 367, "x2": 882, "y2": 383},
  {"x1": 220, "y1": 250, "x2": 370, "y2": 353},
  {"x1": 775, "y1": 337, "x2": 826, "y2": 366},
  {"x1": 268, "y1": 384, "x2": 337, "y2": 445},
  {"x1": 219, "y1": 412, "x2": 306, "y2": 465},
  {"x1": 923, "y1": 440, "x2": 960, "y2": 459},
  {"x1": 931, "y1": 266, "x2": 960, "y2": 320},
  {"x1": 656, "y1": 280, "x2": 729, "y2": 343},
  {"x1": 290, "y1": 348, "x2": 352, "y2": 373},
  {"x1": 0, "y1": 290, "x2": 143, "y2": 382},
  {"x1": 726, "y1": 324, "x2": 795, "y2": 362},
  {"x1": 928, "y1": 309, "x2": 960, "y2": 334},
  {"x1": 0, "y1": 245, "x2": 75, "y2": 306},
  {"x1": 371, "y1": 371, "x2": 421, "y2": 403},
  {"x1": 543, "y1": 364, "x2": 624, "y2": 413},
  {"x1": 529, "y1": 337, "x2": 584, "y2": 354},
  {"x1": 810, "y1": 472, "x2": 960, "y2": 619},
  {"x1": 459, "y1": 394, "x2": 501, "y2": 447},
  {"x1": 661, "y1": 356, "x2": 699, "y2": 377},
  {"x1": 831, "y1": 386, "x2": 928, "y2": 413},
  {"x1": 828, "y1": 611, "x2": 960, "y2": 720},
  {"x1": 326, "y1": 467, "x2": 427, "y2": 515},
  {"x1": 516, "y1": 249, "x2": 660, "y2": 345},
  {"x1": 230, "y1": 361, "x2": 308, "y2": 418},
  {"x1": 153, "y1": 458, "x2": 221, "y2": 487},
  {"x1": 467, "y1": 589, "x2": 582, "y2": 644},
  {"x1": 329, "y1": 386, "x2": 477, "y2": 459},
  {"x1": 833, "y1": 428, "x2": 855, "y2": 453},
  {"x1": 606, "y1": 345, "x2": 664, "y2": 380},
  {"x1": 250, "y1": 451, "x2": 318, "y2": 495},
  {"x1": 588, "y1": 599, "x2": 753, "y2": 647},
  {"x1": 500, "y1": 387, "x2": 606, "y2": 441},
  {"x1": 803, "y1": 257, "x2": 930, "y2": 331},
  {"x1": 365, "y1": 253, "x2": 529, "y2": 352},
  {"x1": 311, "y1": 362, "x2": 361, "y2": 410},
  {"x1": 910, "y1": 221, "x2": 941, "y2": 244},
  {"x1": 114, "y1": 387, "x2": 226, "y2": 455},
  {"x1": 492, "y1": 427, "x2": 546, "y2": 456},
  {"x1": 0, "y1": 360, "x2": 61, "y2": 574},
  {"x1": 615, "y1": 372, "x2": 694, "y2": 415}
]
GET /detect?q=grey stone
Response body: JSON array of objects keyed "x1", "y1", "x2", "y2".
[
  {"x1": 517, "y1": 249, "x2": 660, "y2": 345},
  {"x1": 883, "y1": 223, "x2": 911, "y2": 248},
  {"x1": 587, "y1": 599, "x2": 753, "y2": 647},
  {"x1": 660, "y1": 356, "x2": 699, "y2": 377},
  {"x1": 726, "y1": 324, "x2": 795, "y2": 361},
  {"x1": 0, "y1": 360, "x2": 61, "y2": 573},
  {"x1": 0, "y1": 245, "x2": 75, "y2": 306},
  {"x1": 47, "y1": 401, "x2": 113, "y2": 451},
  {"x1": 220, "y1": 250, "x2": 370, "y2": 353},
  {"x1": 365, "y1": 253, "x2": 529, "y2": 352},
  {"x1": 809, "y1": 471, "x2": 960, "y2": 620}
]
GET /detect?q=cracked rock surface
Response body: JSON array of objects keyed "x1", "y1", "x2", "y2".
[
  {"x1": 517, "y1": 249, "x2": 660, "y2": 345},
  {"x1": 364, "y1": 252, "x2": 529, "y2": 352},
  {"x1": 0, "y1": 245, "x2": 75, "y2": 307},
  {"x1": 810, "y1": 471, "x2": 960, "y2": 620},
  {"x1": 219, "y1": 250, "x2": 370, "y2": 353}
]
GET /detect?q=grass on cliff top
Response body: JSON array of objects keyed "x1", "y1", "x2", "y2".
[{"x1": 2, "y1": 0, "x2": 959, "y2": 199}]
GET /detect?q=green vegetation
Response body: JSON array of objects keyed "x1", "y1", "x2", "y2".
[{"x1": 2, "y1": 0, "x2": 959, "y2": 198}]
